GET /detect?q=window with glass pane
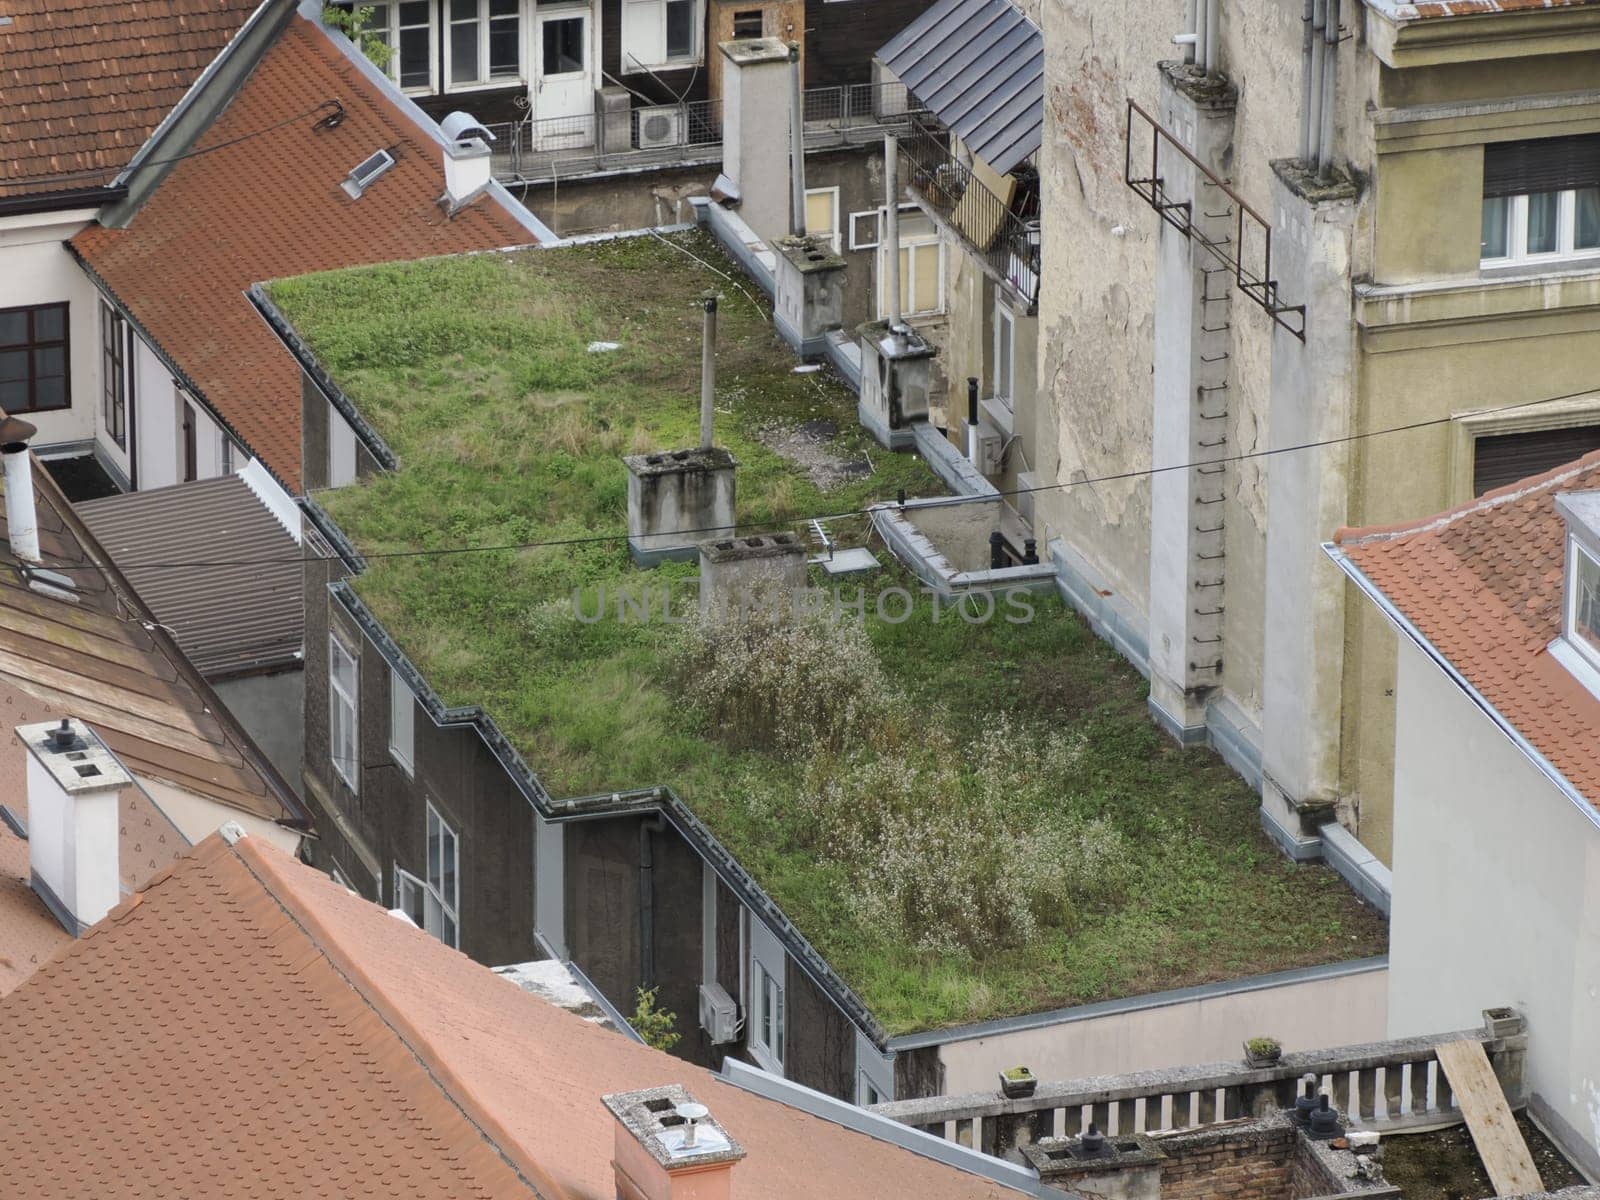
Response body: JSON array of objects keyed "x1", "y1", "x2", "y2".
[
  {"x1": 488, "y1": 0, "x2": 519, "y2": 76},
  {"x1": 329, "y1": 636, "x2": 359, "y2": 791},
  {"x1": 397, "y1": 1, "x2": 432, "y2": 89},
  {"x1": 665, "y1": 0, "x2": 695, "y2": 58},
  {"x1": 0, "y1": 303, "x2": 69, "y2": 415},
  {"x1": 425, "y1": 804, "x2": 460, "y2": 947},
  {"x1": 100, "y1": 302, "x2": 126, "y2": 447},
  {"x1": 1572, "y1": 540, "x2": 1600, "y2": 657},
  {"x1": 1578, "y1": 188, "x2": 1600, "y2": 251},
  {"x1": 758, "y1": 966, "x2": 784, "y2": 1063},
  {"x1": 449, "y1": 0, "x2": 479, "y2": 83},
  {"x1": 389, "y1": 666, "x2": 415, "y2": 774},
  {"x1": 995, "y1": 304, "x2": 1015, "y2": 406},
  {"x1": 805, "y1": 188, "x2": 839, "y2": 251},
  {"x1": 543, "y1": 17, "x2": 584, "y2": 74},
  {"x1": 1481, "y1": 196, "x2": 1509, "y2": 260},
  {"x1": 1481, "y1": 134, "x2": 1600, "y2": 264}
]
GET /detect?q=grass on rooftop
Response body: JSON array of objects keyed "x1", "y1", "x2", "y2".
[{"x1": 270, "y1": 230, "x2": 1387, "y2": 1035}]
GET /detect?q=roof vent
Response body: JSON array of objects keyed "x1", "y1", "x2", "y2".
[{"x1": 342, "y1": 148, "x2": 396, "y2": 199}]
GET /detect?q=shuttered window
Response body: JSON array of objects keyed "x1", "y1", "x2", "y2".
[
  {"x1": 1484, "y1": 135, "x2": 1600, "y2": 199},
  {"x1": 1473, "y1": 424, "x2": 1600, "y2": 496}
]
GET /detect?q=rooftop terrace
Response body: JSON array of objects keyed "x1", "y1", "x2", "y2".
[{"x1": 268, "y1": 229, "x2": 1385, "y2": 1035}]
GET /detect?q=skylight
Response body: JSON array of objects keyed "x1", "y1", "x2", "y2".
[{"x1": 341, "y1": 149, "x2": 396, "y2": 199}]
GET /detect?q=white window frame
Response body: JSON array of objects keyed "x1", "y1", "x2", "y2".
[
  {"x1": 344, "y1": 2, "x2": 439, "y2": 95},
  {"x1": 876, "y1": 205, "x2": 945, "y2": 318},
  {"x1": 804, "y1": 186, "x2": 842, "y2": 254},
  {"x1": 621, "y1": 0, "x2": 702, "y2": 72},
  {"x1": 849, "y1": 209, "x2": 882, "y2": 250},
  {"x1": 748, "y1": 917, "x2": 785, "y2": 1073},
  {"x1": 1481, "y1": 188, "x2": 1600, "y2": 268},
  {"x1": 1565, "y1": 535, "x2": 1600, "y2": 673},
  {"x1": 329, "y1": 635, "x2": 360, "y2": 793},
  {"x1": 444, "y1": 0, "x2": 523, "y2": 92},
  {"x1": 993, "y1": 300, "x2": 1016, "y2": 411},
  {"x1": 426, "y1": 802, "x2": 461, "y2": 947},
  {"x1": 389, "y1": 665, "x2": 415, "y2": 776}
]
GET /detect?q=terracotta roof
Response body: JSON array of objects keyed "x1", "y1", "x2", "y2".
[
  {"x1": 0, "y1": 831, "x2": 1015, "y2": 1199},
  {"x1": 0, "y1": 0, "x2": 260, "y2": 198},
  {"x1": 1334, "y1": 450, "x2": 1600, "y2": 811},
  {"x1": 71, "y1": 16, "x2": 533, "y2": 492},
  {"x1": 79, "y1": 474, "x2": 302, "y2": 677},
  {"x1": 0, "y1": 450, "x2": 303, "y2": 824},
  {"x1": 1366, "y1": 0, "x2": 1600, "y2": 18}
]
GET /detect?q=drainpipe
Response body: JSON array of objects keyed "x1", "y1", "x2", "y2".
[
  {"x1": 1179, "y1": 0, "x2": 1198, "y2": 64},
  {"x1": 966, "y1": 377, "x2": 981, "y2": 463},
  {"x1": 1298, "y1": 0, "x2": 1316, "y2": 162},
  {"x1": 639, "y1": 813, "x2": 666, "y2": 990},
  {"x1": 1193, "y1": 0, "x2": 1208, "y2": 75},
  {"x1": 1317, "y1": 0, "x2": 1340, "y2": 182},
  {"x1": 1307, "y1": 0, "x2": 1327, "y2": 165},
  {"x1": 884, "y1": 133, "x2": 905, "y2": 340},
  {"x1": 700, "y1": 294, "x2": 718, "y2": 451},
  {"x1": 1, "y1": 417, "x2": 41, "y2": 564},
  {"x1": 1204, "y1": 0, "x2": 1221, "y2": 77},
  {"x1": 789, "y1": 43, "x2": 806, "y2": 238}
]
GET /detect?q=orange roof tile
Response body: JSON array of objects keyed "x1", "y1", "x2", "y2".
[
  {"x1": 71, "y1": 16, "x2": 533, "y2": 492},
  {"x1": 0, "y1": 0, "x2": 260, "y2": 197},
  {"x1": 0, "y1": 832, "x2": 1014, "y2": 1199},
  {"x1": 1335, "y1": 450, "x2": 1600, "y2": 811}
]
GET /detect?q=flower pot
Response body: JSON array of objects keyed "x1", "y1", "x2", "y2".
[
  {"x1": 999, "y1": 1068, "x2": 1037, "y2": 1099},
  {"x1": 1243, "y1": 1041, "x2": 1283, "y2": 1068},
  {"x1": 1483, "y1": 1008, "x2": 1522, "y2": 1039}
]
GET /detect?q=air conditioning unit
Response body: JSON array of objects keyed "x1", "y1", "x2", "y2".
[
  {"x1": 698, "y1": 981, "x2": 739, "y2": 1043},
  {"x1": 968, "y1": 420, "x2": 1005, "y2": 476},
  {"x1": 636, "y1": 104, "x2": 685, "y2": 150}
]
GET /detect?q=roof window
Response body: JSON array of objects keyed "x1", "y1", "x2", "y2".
[
  {"x1": 1551, "y1": 492, "x2": 1600, "y2": 697},
  {"x1": 341, "y1": 149, "x2": 396, "y2": 199}
]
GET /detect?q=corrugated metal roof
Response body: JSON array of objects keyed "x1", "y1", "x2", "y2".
[
  {"x1": 79, "y1": 474, "x2": 302, "y2": 680},
  {"x1": 877, "y1": 0, "x2": 1043, "y2": 176}
]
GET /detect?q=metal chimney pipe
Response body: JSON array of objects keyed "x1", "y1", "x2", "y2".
[
  {"x1": 1, "y1": 416, "x2": 41, "y2": 564},
  {"x1": 1204, "y1": 0, "x2": 1221, "y2": 76},
  {"x1": 789, "y1": 42, "x2": 807, "y2": 237},
  {"x1": 1318, "y1": 0, "x2": 1340, "y2": 181},
  {"x1": 1307, "y1": 0, "x2": 1327, "y2": 165},
  {"x1": 1298, "y1": 0, "x2": 1316, "y2": 161},
  {"x1": 884, "y1": 134, "x2": 904, "y2": 335},
  {"x1": 700, "y1": 294, "x2": 718, "y2": 450}
]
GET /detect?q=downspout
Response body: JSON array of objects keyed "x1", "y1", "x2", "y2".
[
  {"x1": 1181, "y1": 0, "x2": 1198, "y2": 64},
  {"x1": 639, "y1": 813, "x2": 667, "y2": 990},
  {"x1": 884, "y1": 134, "x2": 905, "y2": 339},
  {"x1": 1307, "y1": 0, "x2": 1327, "y2": 165},
  {"x1": 1298, "y1": 0, "x2": 1316, "y2": 162},
  {"x1": 1193, "y1": 0, "x2": 1208, "y2": 74},
  {"x1": 1204, "y1": 0, "x2": 1221, "y2": 77},
  {"x1": 789, "y1": 43, "x2": 807, "y2": 238},
  {"x1": 1317, "y1": 0, "x2": 1340, "y2": 182}
]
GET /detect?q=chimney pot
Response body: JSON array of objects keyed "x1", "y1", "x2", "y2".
[
  {"x1": 604, "y1": 1085, "x2": 745, "y2": 1200},
  {"x1": 2, "y1": 423, "x2": 40, "y2": 564}
]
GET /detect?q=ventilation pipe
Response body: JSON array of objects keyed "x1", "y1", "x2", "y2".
[
  {"x1": 1193, "y1": 0, "x2": 1208, "y2": 74},
  {"x1": 966, "y1": 376, "x2": 981, "y2": 463},
  {"x1": 1, "y1": 416, "x2": 40, "y2": 564},
  {"x1": 700, "y1": 293, "x2": 718, "y2": 451},
  {"x1": 1298, "y1": 0, "x2": 1316, "y2": 161},
  {"x1": 1306, "y1": 0, "x2": 1327, "y2": 166},
  {"x1": 1317, "y1": 0, "x2": 1340, "y2": 182},
  {"x1": 884, "y1": 134, "x2": 904, "y2": 339},
  {"x1": 1176, "y1": 0, "x2": 1199, "y2": 63},
  {"x1": 1204, "y1": 0, "x2": 1220, "y2": 77},
  {"x1": 789, "y1": 42, "x2": 806, "y2": 237}
]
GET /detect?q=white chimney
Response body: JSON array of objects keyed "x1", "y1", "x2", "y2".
[
  {"x1": 1, "y1": 415, "x2": 41, "y2": 563},
  {"x1": 438, "y1": 111, "x2": 496, "y2": 213},
  {"x1": 603, "y1": 1085, "x2": 745, "y2": 1200},
  {"x1": 15, "y1": 718, "x2": 131, "y2": 934}
]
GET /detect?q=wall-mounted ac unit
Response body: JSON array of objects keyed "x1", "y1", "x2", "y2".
[
  {"x1": 636, "y1": 104, "x2": 685, "y2": 150},
  {"x1": 698, "y1": 981, "x2": 739, "y2": 1043},
  {"x1": 969, "y1": 420, "x2": 1005, "y2": 476}
]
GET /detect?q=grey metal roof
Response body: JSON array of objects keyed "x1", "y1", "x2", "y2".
[
  {"x1": 877, "y1": 0, "x2": 1043, "y2": 176},
  {"x1": 79, "y1": 474, "x2": 302, "y2": 679}
]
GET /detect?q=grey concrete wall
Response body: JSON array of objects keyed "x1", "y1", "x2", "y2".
[
  {"x1": 1387, "y1": 636, "x2": 1600, "y2": 1175},
  {"x1": 212, "y1": 669, "x2": 304, "y2": 795}
]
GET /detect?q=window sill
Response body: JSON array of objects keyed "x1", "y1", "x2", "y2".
[
  {"x1": 443, "y1": 78, "x2": 525, "y2": 94},
  {"x1": 980, "y1": 396, "x2": 1014, "y2": 438},
  {"x1": 1479, "y1": 254, "x2": 1600, "y2": 280},
  {"x1": 389, "y1": 749, "x2": 415, "y2": 778},
  {"x1": 747, "y1": 1038, "x2": 784, "y2": 1076},
  {"x1": 622, "y1": 57, "x2": 702, "y2": 74}
]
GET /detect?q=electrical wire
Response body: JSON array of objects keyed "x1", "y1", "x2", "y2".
[
  {"x1": 6, "y1": 100, "x2": 346, "y2": 194},
  {"x1": 45, "y1": 386, "x2": 1600, "y2": 574}
]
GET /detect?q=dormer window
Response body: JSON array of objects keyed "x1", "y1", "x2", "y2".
[{"x1": 1551, "y1": 492, "x2": 1600, "y2": 695}]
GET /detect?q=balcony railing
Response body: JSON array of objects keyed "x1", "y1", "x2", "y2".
[
  {"x1": 484, "y1": 83, "x2": 926, "y2": 185},
  {"x1": 869, "y1": 1014, "x2": 1528, "y2": 1164},
  {"x1": 896, "y1": 115, "x2": 1041, "y2": 313}
]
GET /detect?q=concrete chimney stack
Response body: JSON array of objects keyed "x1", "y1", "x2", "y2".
[
  {"x1": 15, "y1": 718, "x2": 131, "y2": 934},
  {"x1": 438, "y1": 111, "x2": 496, "y2": 213},
  {"x1": 603, "y1": 1085, "x2": 745, "y2": 1200},
  {"x1": 1, "y1": 415, "x2": 41, "y2": 563}
]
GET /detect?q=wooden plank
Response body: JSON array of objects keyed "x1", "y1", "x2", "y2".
[{"x1": 1434, "y1": 1041, "x2": 1542, "y2": 1197}]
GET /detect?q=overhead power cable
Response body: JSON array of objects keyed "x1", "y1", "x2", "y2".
[{"x1": 44, "y1": 386, "x2": 1600, "y2": 574}]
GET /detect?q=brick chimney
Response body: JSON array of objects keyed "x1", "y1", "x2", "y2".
[
  {"x1": 15, "y1": 718, "x2": 131, "y2": 934},
  {"x1": 603, "y1": 1085, "x2": 745, "y2": 1200}
]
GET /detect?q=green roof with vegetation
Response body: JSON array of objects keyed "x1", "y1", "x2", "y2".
[{"x1": 268, "y1": 229, "x2": 1386, "y2": 1035}]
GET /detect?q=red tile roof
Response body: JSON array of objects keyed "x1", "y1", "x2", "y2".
[
  {"x1": 0, "y1": 0, "x2": 260, "y2": 198},
  {"x1": 1370, "y1": 0, "x2": 1600, "y2": 17},
  {"x1": 71, "y1": 16, "x2": 533, "y2": 492},
  {"x1": 0, "y1": 831, "x2": 1014, "y2": 1199},
  {"x1": 1334, "y1": 451, "x2": 1600, "y2": 811}
]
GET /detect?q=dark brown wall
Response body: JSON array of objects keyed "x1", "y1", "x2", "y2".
[
  {"x1": 895, "y1": 1045, "x2": 945, "y2": 1101},
  {"x1": 803, "y1": 0, "x2": 937, "y2": 90},
  {"x1": 784, "y1": 956, "x2": 856, "y2": 1099},
  {"x1": 601, "y1": 0, "x2": 708, "y2": 105},
  {"x1": 301, "y1": 373, "x2": 329, "y2": 493}
]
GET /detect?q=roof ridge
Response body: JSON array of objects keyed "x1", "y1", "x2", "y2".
[
  {"x1": 1334, "y1": 446, "x2": 1600, "y2": 547},
  {"x1": 229, "y1": 835, "x2": 570, "y2": 1200}
]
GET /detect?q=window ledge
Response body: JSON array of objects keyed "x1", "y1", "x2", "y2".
[
  {"x1": 980, "y1": 396, "x2": 1014, "y2": 439},
  {"x1": 1549, "y1": 636, "x2": 1600, "y2": 704},
  {"x1": 1355, "y1": 262, "x2": 1600, "y2": 333}
]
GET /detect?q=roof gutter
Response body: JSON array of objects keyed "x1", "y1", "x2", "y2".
[
  {"x1": 1325, "y1": 541, "x2": 1600, "y2": 836},
  {"x1": 0, "y1": 185, "x2": 127, "y2": 219}
]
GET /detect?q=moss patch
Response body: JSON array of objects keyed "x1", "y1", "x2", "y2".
[{"x1": 269, "y1": 230, "x2": 1387, "y2": 1035}]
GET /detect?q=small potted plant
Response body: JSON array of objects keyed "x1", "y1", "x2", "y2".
[
  {"x1": 1243, "y1": 1037, "x2": 1283, "y2": 1068},
  {"x1": 999, "y1": 1066, "x2": 1038, "y2": 1099},
  {"x1": 1483, "y1": 1007, "x2": 1521, "y2": 1039}
]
